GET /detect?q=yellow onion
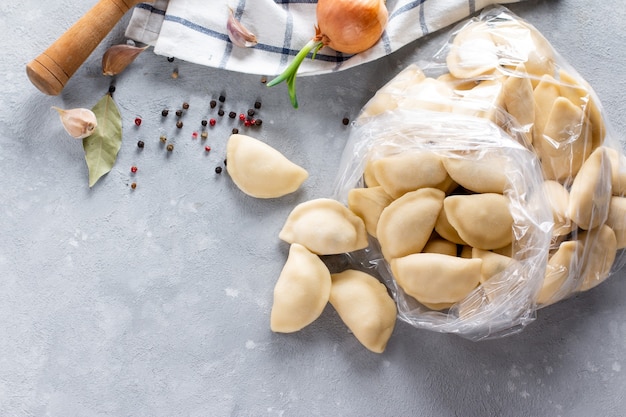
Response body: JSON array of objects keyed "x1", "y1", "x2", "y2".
[
  {"x1": 268, "y1": 0, "x2": 388, "y2": 108},
  {"x1": 315, "y1": 0, "x2": 388, "y2": 54}
]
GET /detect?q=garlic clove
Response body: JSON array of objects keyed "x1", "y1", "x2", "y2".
[
  {"x1": 52, "y1": 106, "x2": 98, "y2": 139},
  {"x1": 101, "y1": 44, "x2": 147, "y2": 76},
  {"x1": 226, "y1": 7, "x2": 258, "y2": 48}
]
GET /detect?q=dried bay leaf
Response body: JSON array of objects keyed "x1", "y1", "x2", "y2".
[{"x1": 83, "y1": 93, "x2": 122, "y2": 187}]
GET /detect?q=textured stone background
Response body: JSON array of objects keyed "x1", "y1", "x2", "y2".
[{"x1": 1, "y1": 1, "x2": 625, "y2": 416}]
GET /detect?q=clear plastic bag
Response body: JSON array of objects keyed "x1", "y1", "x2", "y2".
[{"x1": 329, "y1": 5, "x2": 626, "y2": 340}]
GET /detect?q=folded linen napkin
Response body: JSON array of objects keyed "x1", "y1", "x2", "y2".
[{"x1": 125, "y1": 0, "x2": 524, "y2": 76}]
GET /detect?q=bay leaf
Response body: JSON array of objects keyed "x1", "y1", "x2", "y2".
[{"x1": 83, "y1": 93, "x2": 122, "y2": 187}]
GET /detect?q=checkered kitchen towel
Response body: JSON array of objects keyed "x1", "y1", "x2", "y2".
[{"x1": 125, "y1": 0, "x2": 524, "y2": 76}]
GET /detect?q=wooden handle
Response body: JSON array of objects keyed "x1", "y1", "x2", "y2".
[{"x1": 26, "y1": 0, "x2": 143, "y2": 95}]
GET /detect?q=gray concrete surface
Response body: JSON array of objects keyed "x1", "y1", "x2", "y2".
[{"x1": 1, "y1": 1, "x2": 626, "y2": 416}]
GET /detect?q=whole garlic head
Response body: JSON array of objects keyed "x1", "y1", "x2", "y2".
[{"x1": 52, "y1": 106, "x2": 98, "y2": 139}]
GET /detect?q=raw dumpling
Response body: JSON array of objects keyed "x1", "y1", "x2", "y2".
[
  {"x1": 442, "y1": 152, "x2": 509, "y2": 194},
  {"x1": 226, "y1": 134, "x2": 308, "y2": 198},
  {"x1": 444, "y1": 193, "x2": 513, "y2": 250},
  {"x1": 542, "y1": 180, "x2": 573, "y2": 237},
  {"x1": 279, "y1": 198, "x2": 368, "y2": 255},
  {"x1": 422, "y1": 235, "x2": 458, "y2": 257},
  {"x1": 390, "y1": 253, "x2": 482, "y2": 305},
  {"x1": 372, "y1": 151, "x2": 450, "y2": 199},
  {"x1": 347, "y1": 186, "x2": 393, "y2": 238},
  {"x1": 377, "y1": 188, "x2": 445, "y2": 261},
  {"x1": 471, "y1": 248, "x2": 515, "y2": 284},
  {"x1": 578, "y1": 225, "x2": 617, "y2": 292},
  {"x1": 446, "y1": 21, "x2": 499, "y2": 79},
  {"x1": 270, "y1": 244, "x2": 331, "y2": 333},
  {"x1": 329, "y1": 270, "x2": 397, "y2": 353},
  {"x1": 503, "y1": 64, "x2": 535, "y2": 143},
  {"x1": 360, "y1": 64, "x2": 426, "y2": 118},
  {"x1": 606, "y1": 196, "x2": 626, "y2": 249},
  {"x1": 537, "y1": 240, "x2": 583, "y2": 306},
  {"x1": 568, "y1": 147, "x2": 611, "y2": 230},
  {"x1": 434, "y1": 204, "x2": 467, "y2": 245}
]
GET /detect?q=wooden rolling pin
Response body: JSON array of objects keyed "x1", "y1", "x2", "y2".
[{"x1": 26, "y1": 0, "x2": 143, "y2": 95}]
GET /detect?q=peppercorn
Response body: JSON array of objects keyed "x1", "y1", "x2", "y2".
[
  {"x1": 342, "y1": 117, "x2": 350, "y2": 126},
  {"x1": 215, "y1": 166, "x2": 223, "y2": 174},
  {"x1": 247, "y1": 109, "x2": 255, "y2": 117},
  {"x1": 160, "y1": 135, "x2": 167, "y2": 143},
  {"x1": 176, "y1": 121, "x2": 183, "y2": 129},
  {"x1": 260, "y1": 76, "x2": 267, "y2": 84},
  {"x1": 205, "y1": 146, "x2": 211, "y2": 152},
  {"x1": 171, "y1": 69, "x2": 179, "y2": 79},
  {"x1": 182, "y1": 102, "x2": 189, "y2": 110},
  {"x1": 137, "y1": 140, "x2": 145, "y2": 148},
  {"x1": 244, "y1": 120, "x2": 252, "y2": 127},
  {"x1": 239, "y1": 113, "x2": 246, "y2": 121},
  {"x1": 218, "y1": 108, "x2": 225, "y2": 117},
  {"x1": 161, "y1": 109, "x2": 169, "y2": 117},
  {"x1": 255, "y1": 119, "x2": 262, "y2": 126},
  {"x1": 167, "y1": 144, "x2": 174, "y2": 152},
  {"x1": 210, "y1": 100, "x2": 217, "y2": 108},
  {"x1": 167, "y1": 57, "x2": 174, "y2": 62},
  {"x1": 201, "y1": 131, "x2": 208, "y2": 139},
  {"x1": 130, "y1": 182, "x2": 137, "y2": 189},
  {"x1": 131, "y1": 166, "x2": 138, "y2": 173},
  {"x1": 218, "y1": 95, "x2": 226, "y2": 103},
  {"x1": 224, "y1": 158, "x2": 227, "y2": 166},
  {"x1": 108, "y1": 85, "x2": 116, "y2": 94},
  {"x1": 192, "y1": 132, "x2": 198, "y2": 139},
  {"x1": 209, "y1": 119, "x2": 216, "y2": 127},
  {"x1": 232, "y1": 128, "x2": 239, "y2": 134},
  {"x1": 229, "y1": 111, "x2": 236, "y2": 119},
  {"x1": 175, "y1": 109, "x2": 183, "y2": 117}
]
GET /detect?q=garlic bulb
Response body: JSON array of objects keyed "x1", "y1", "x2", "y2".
[
  {"x1": 226, "y1": 7, "x2": 258, "y2": 48},
  {"x1": 102, "y1": 44, "x2": 147, "y2": 76},
  {"x1": 52, "y1": 107, "x2": 98, "y2": 139}
]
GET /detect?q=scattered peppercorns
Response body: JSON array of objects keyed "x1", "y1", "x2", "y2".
[
  {"x1": 247, "y1": 109, "x2": 255, "y2": 117},
  {"x1": 215, "y1": 166, "x2": 223, "y2": 174},
  {"x1": 171, "y1": 69, "x2": 179, "y2": 79},
  {"x1": 108, "y1": 85, "x2": 116, "y2": 94},
  {"x1": 160, "y1": 135, "x2": 167, "y2": 143},
  {"x1": 218, "y1": 95, "x2": 226, "y2": 103},
  {"x1": 161, "y1": 109, "x2": 169, "y2": 117},
  {"x1": 201, "y1": 131, "x2": 208, "y2": 139},
  {"x1": 167, "y1": 57, "x2": 175, "y2": 62},
  {"x1": 254, "y1": 101, "x2": 262, "y2": 109},
  {"x1": 244, "y1": 120, "x2": 252, "y2": 127},
  {"x1": 255, "y1": 119, "x2": 262, "y2": 126},
  {"x1": 182, "y1": 102, "x2": 189, "y2": 110},
  {"x1": 232, "y1": 128, "x2": 239, "y2": 134},
  {"x1": 239, "y1": 113, "x2": 246, "y2": 121},
  {"x1": 167, "y1": 144, "x2": 174, "y2": 152},
  {"x1": 217, "y1": 108, "x2": 225, "y2": 117},
  {"x1": 260, "y1": 76, "x2": 267, "y2": 84},
  {"x1": 205, "y1": 146, "x2": 211, "y2": 152},
  {"x1": 224, "y1": 158, "x2": 227, "y2": 166},
  {"x1": 134, "y1": 117, "x2": 142, "y2": 126},
  {"x1": 209, "y1": 118, "x2": 216, "y2": 127},
  {"x1": 210, "y1": 100, "x2": 217, "y2": 108},
  {"x1": 137, "y1": 140, "x2": 145, "y2": 148},
  {"x1": 192, "y1": 132, "x2": 198, "y2": 139},
  {"x1": 176, "y1": 121, "x2": 183, "y2": 129},
  {"x1": 131, "y1": 182, "x2": 137, "y2": 189},
  {"x1": 229, "y1": 111, "x2": 236, "y2": 119},
  {"x1": 201, "y1": 119, "x2": 208, "y2": 126},
  {"x1": 342, "y1": 117, "x2": 350, "y2": 126},
  {"x1": 131, "y1": 166, "x2": 138, "y2": 173},
  {"x1": 175, "y1": 109, "x2": 183, "y2": 117}
]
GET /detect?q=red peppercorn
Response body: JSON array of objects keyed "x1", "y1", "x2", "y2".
[
  {"x1": 131, "y1": 166, "x2": 138, "y2": 173},
  {"x1": 244, "y1": 120, "x2": 252, "y2": 127},
  {"x1": 209, "y1": 118, "x2": 216, "y2": 126},
  {"x1": 192, "y1": 131, "x2": 199, "y2": 139},
  {"x1": 134, "y1": 117, "x2": 142, "y2": 126},
  {"x1": 239, "y1": 113, "x2": 246, "y2": 121},
  {"x1": 205, "y1": 146, "x2": 211, "y2": 152}
]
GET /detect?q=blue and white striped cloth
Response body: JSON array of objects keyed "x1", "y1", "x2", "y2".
[{"x1": 125, "y1": 0, "x2": 523, "y2": 76}]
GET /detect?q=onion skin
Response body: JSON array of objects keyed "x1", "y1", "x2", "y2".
[{"x1": 316, "y1": 0, "x2": 388, "y2": 54}]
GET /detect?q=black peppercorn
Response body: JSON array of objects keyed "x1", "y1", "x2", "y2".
[
  {"x1": 201, "y1": 119, "x2": 208, "y2": 126},
  {"x1": 342, "y1": 117, "x2": 350, "y2": 126},
  {"x1": 175, "y1": 109, "x2": 183, "y2": 117},
  {"x1": 161, "y1": 109, "x2": 169, "y2": 117},
  {"x1": 224, "y1": 158, "x2": 227, "y2": 166},
  {"x1": 254, "y1": 101, "x2": 261, "y2": 109},
  {"x1": 182, "y1": 102, "x2": 189, "y2": 110},
  {"x1": 255, "y1": 119, "x2": 262, "y2": 126},
  {"x1": 137, "y1": 140, "x2": 145, "y2": 148},
  {"x1": 210, "y1": 100, "x2": 217, "y2": 108},
  {"x1": 167, "y1": 144, "x2": 174, "y2": 152},
  {"x1": 176, "y1": 121, "x2": 183, "y2": 128},
  {"x1": 215, "y1": 166, "x2": 223, "y2": 174},
  {"x1": 218, "y1": 95, "x2": 226, "y2": 103},
  {"x1": 167, "y1": 57, "x2": 175, "y2": 62},
  {"x1": 218, "y1": 108, "x2": 225, "y2": 117},
  {"x1": 108, "y1": 85, "x2": 116, "y2": 94},
  {"x1": 232, "y1": 128, "x2": 239, "y2": 134},
  {"x1": 229, "y1": 111, "x2": 236, "y2": 119},
  {"x1": 247, "y1": 109, "x2": 255, "y2": 117}
]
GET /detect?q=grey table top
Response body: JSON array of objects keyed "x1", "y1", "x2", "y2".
[{"x1": 1, "y1": 1, "x2": 625, "y2": 416}]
